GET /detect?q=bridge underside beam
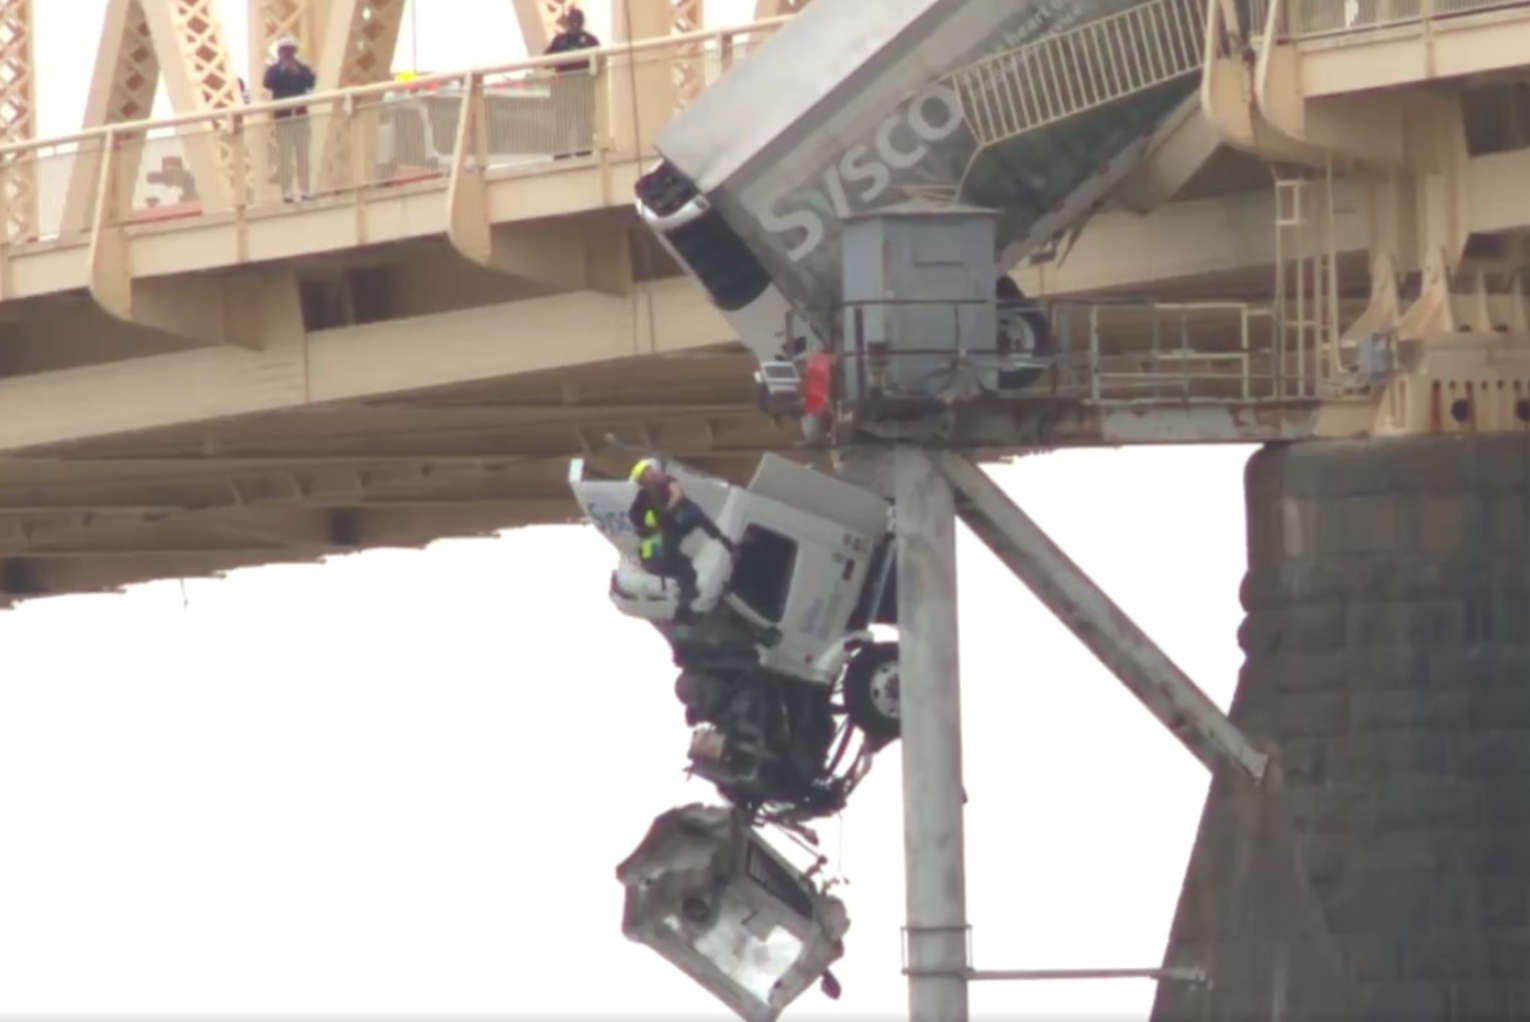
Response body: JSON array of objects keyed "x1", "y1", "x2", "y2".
[
  {"x1": 1015, "y1": 182, "x2": 1372, "y2": 299},
  {"x1": 0, "y1": 349, "x2": 792, "y2": 606},
  {"x1": 1113, "y1": 101, "x2": 1223, "y2": 214},
  {"x1": 0, "y1": 277, "x2": 732, "y2": 453}
]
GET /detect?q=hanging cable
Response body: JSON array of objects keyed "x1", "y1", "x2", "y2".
[{"x1": 619, "y1": 0, "x2": 660, "y2": 358}]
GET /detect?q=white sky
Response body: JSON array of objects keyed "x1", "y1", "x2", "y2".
[{"x1": 8, "y1": 3, "x2": 1258, "y2": 1019}]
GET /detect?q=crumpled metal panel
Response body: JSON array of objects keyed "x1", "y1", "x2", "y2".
[{"x1": 616, "y1": 804, "x2": 848, "y2": 1022}]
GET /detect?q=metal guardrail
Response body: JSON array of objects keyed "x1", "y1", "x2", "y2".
[
  {"x1": 1272, "y1": 0, "x2": 1529, "y2": 38},
  {"x1": 821, "y1": 297, "x2": 1317, "y2": 410},
  {"x1": 0, "y1": 18, "x2": 788, "y2": 248},
  {"x1": 942, "y1": 0, "x2": 1206, "y2": 150}
]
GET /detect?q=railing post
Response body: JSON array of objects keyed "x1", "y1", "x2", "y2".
[
  {"x1": 227, "y1": 111, "x2": 246, "y2": 209},
  {"x1": 346, "y1": 91, "x2": 363, "y2": 192},
  {"x1": 0, "y1": 150, "x2": 13, "y2": 297},
  {"x1": 229, "y1": 110, "x2": 248, "y2": 261},
  {"x1": 1056, "y1": 303, "x2": 1072, "y2": 394},
  {"x1": 0, "y1": 151, "x2": 11, "y2": 246},
  {"x1": 592, "y1": 55, "x2": 612, "y2": 198},
  {"x1": 1241, "y1": 305, "x2": 1251, "y2": 401},
  {"x1": 1088, "y1": 304, "x2": 1101, "y2": 401},
  {"x1": 1180, "y1": 310, "x2": 1191, "y2": 398},
  {"x1": 470, "y1": 73, "x2": 490, "y2": 170}
]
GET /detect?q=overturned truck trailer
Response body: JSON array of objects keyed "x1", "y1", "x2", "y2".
[{"x1": 637, "y1": 0, "x2": 1205, "y2": 369}]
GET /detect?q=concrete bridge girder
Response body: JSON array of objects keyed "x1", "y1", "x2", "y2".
[
  {"x1": 1198, "y1": 0, "x2": 1334, "y2": 170},
  {"x1": 1111, "y1": 95, "x2": 1224, "y2": 215},
  {"x1": 1245, "y1": 4, "x2": 1530, "y2": 267},
  {"x1": 0, "y1": 357, "x2": 790, "y2": 605},
  {"x1": 0, "y1": 277, "x2": 731, "y2": 453}
]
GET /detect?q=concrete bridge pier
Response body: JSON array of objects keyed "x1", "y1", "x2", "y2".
[{"x1": 1154, "y1": 435, "x2": 1530, "y2": 1019}]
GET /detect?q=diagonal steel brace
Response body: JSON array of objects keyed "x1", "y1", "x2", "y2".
[{"x1": 933, "y1": 451, "x2": 1268, "y2": 783}]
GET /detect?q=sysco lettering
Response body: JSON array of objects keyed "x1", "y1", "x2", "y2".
[{"x1": 759, "y1": 82, "x2": 966, "y2": 263}]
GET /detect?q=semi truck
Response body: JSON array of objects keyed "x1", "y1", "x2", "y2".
[
  {"x1": 602, "y1": 1, "x2": 1211, "y2": 1015},
  {"x1": 570, "y1": 453, "x2": 899, "y2": 820},
  {"x1": 576, "y1": 453, "x2": 888, "y2": 1020}
]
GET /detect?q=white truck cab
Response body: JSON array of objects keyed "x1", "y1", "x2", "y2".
[
  {"x1": 569, "y1": 453, "x2": 894, "y2": 687},
  {"x1": 571, "y1": 452, "x2": 901, "y2": 822}
]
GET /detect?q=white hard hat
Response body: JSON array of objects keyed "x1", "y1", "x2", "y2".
[{"x1": 276, "y1": 33, "x2": 298, "y2": 50}]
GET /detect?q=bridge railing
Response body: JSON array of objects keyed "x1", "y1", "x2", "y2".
[
  {"x1": 0, "y1": 17, "x2": 789, "y2": 249},
  {"x1": 1268, "y1": 0, "x2": 1528, "y2": 38},
  {"x1": 824, "y1": 296, "x2": 1347, "y2": 412}
]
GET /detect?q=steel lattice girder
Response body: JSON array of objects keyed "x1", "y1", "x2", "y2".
[
  {"x1": 0, "y1": 0, "x2": 35, "y2": 242},
  {"x1": 61, "y1": 0, "x2": 242, "y2": 232},
  {"x1": 313, "y1": 0, "x2": 405, "y2": 193}
]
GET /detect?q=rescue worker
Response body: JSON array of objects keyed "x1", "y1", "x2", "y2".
[{"x1": 628, "y1": 458, "x2": 734, "y2": 622}]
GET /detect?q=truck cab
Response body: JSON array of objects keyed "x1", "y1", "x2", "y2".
[
  {"x1": 569, "y1": 453, "x2": 895, "y2": 687},
  {"x1": 571, "y1": 453, "x2": 902, "y2": 819}
]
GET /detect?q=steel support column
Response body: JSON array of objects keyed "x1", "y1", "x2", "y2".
[
  {"x1": 137, "y1": 0, "x2": 243, "y2": 213},
  {"x1": 933, "y1": 451, "x2": 1268, "y2": 783},
  {"x1": 311, "y1": 0, "x2": 404, "y2": 194},
  {"x1": 893, "y1": 446, "x2": 970, "y2": 1022}
]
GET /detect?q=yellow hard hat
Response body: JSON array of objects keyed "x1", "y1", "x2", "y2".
[{"x1": 629, "y1": 457, "x2": 658, "y2": 482}]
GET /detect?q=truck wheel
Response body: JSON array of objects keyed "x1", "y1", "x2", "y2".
[{"x1": 844, "y1": 642, "x2": 900, "y2": 746}]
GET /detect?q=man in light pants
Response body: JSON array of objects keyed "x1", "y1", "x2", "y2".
[
  {"x1": 263, "y1": 34, "x2": 317, "y2": 202},
  {"x1": 544, "y1": 7, "x2": 600, "y2": 158}
]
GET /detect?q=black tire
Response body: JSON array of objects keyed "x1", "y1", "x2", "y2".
[{"x1": 844, "y1": 642, "x2": 900, "y2": 746}]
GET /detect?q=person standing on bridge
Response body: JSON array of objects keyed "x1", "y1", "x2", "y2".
[
  {"x1": 544, "y1": 6, "x2": 600, "y2": 158},
  {"x1": 263, "y1": 34, "x2": 317, "y2": 203}
]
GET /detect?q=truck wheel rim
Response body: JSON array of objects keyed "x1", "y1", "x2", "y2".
[{"x1": 868, "y1": 663, "x2": 900, "y2": 720}]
